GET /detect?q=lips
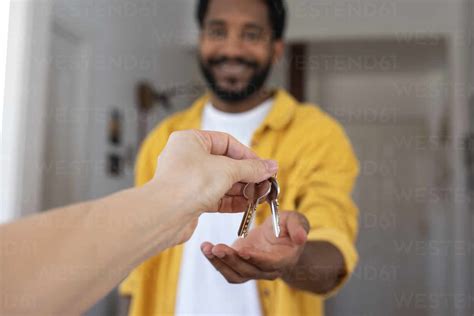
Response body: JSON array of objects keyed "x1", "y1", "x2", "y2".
[
  {"x1": 199, "y1": 53, "x2": 272, "y2": 101},
  {"x1": 213, "y1": 62, "x2": 251, "y2": 77}
]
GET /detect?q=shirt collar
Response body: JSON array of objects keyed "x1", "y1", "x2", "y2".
[
  {"x1": 259, "y1": 89, "x2": 297, "y2": 131},
  {"x1": 185, "y1": 89, "x2": 298, "y2": 131}
]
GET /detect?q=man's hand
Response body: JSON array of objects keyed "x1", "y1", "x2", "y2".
[
  {"x1": 200, "y1": 211, "x2": 310, "y2": 283},
  {"x1": 153, "y1": 130, "x2": 278, "y2": 214},
  {"x1": 148, "y1": 130, "x2": 278, "y2": 247}
]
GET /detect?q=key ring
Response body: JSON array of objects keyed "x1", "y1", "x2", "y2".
[{"x1": 243, "y1": 180, "x2": 271, "y2": 203}]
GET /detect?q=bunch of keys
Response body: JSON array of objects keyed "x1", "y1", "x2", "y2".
[{"x1": 237, "y1": 176, "x2": 281, "y2": 238}]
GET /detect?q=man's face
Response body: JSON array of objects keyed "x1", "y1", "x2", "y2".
[{"x1": 198, "y1": 0, "x2": 283, "y2": 103}]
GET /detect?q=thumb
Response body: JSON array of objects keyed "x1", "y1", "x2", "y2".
[
  {"x1": 230, "y1": 159, "x2": 278, "y2": 183},
  {"x1": 286, "y1": 212, "x2": 309, "y2": 245}
]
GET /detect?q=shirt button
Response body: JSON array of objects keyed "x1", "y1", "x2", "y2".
[{"x1": 263, "y1": 288, "x2": 271, "y2": 297}]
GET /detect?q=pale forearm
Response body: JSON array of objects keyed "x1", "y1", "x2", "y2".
[
  {"x1": 282, "y1": 241, "x2": 346, "y2": 294},
  {"x1": 0, "y1": 183, "x2": 173, "y2": 315}
]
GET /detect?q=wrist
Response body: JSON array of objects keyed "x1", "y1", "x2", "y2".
[
  {"x1": 281, "y1": 256, "x2": 301, "y2": 283},
  {"x1": 139, "y1": 178, "x2": 201, "y2": 248},
  {"x1": 280, "y1": 244, "x2": 307, "y2": 284},
  {"x1": 144, "y1": 177, "x2": 201, "y2": 217},
  {"x1": 120, "y1": 184, "x2": 174, "y2": 254}
]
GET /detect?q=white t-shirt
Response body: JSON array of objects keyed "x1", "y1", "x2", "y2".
[{"x1": 174, "y1": 98, "x2": 273, "y2": 316}]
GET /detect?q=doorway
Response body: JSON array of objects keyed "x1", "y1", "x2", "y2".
[{"x1": 301, "y1": 39, "x2": 452, "y2": 315}]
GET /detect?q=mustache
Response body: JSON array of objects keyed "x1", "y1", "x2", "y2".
[{"x1": 207, "y1": 56, "x2": 259, "y2": 69}]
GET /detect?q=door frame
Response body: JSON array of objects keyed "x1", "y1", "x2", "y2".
[
  {"x1": 42, "y1": 18, "x2": 93, "y2": 208},
  {"x1": 3, "y1": 0, "x2": 53, "y2": 220},
  {"x1": 449, "y1": 1, "x2": 471, "y2": 313}
]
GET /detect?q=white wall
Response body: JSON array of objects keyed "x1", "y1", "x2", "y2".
[
  {"x1": 51, "y1": 0, "x2": 199, "y2": 202},
  {"x1": 286, "y1": 0, "x2": 459, "y2": 41}
]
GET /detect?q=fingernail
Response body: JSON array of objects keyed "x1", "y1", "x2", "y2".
[
  {"x1": 240, "y1": 254, "x2": 250, "y2": 260},
  {"x1": 264, "y1": 160, "x2": 278, "y2": 173},
  {"x1": 215, "y1": 252, "x2": 226, "y2": 259}
]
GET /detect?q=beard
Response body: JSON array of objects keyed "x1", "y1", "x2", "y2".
[{"x1": 199, "y1": 54, "x2": 272, "y2": 103}]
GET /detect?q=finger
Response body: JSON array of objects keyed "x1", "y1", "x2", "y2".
[
  {"x1": 201, "y1": 244, "x2": 247, "y2": 284},
  {"x1": 192, "y1": 130, "x2": 258, "y2": 160},
  {"x1": 230, "y1": 158, "x2": 278, "y2": 184},
  {"x1": 225, "y1": 182, "x2": 245, "y2": 196},
  {"x1": 215, "y1": 246, "x2": 281, "y2": 280},
  {"x1": 218, "y1": 196, "x2": 248, "y2": 213},
  {"x1": 237, "y1": 247, "x2": 283, "y2": 272},
  {"x1": 286, "y1": 213, "x2": 309, "y2": 245},
  {"x1": 211, "y1": 243, "x2": 235, "y2": 258},
  {"x1": 201, "y1": 242, "x2": 215, "y2": 258},
  {"x1": 207, "y1": 257, "x2": 248, "y2": 284}
]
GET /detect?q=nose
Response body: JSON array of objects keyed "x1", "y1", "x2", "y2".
[{"x1": 219, "y1": 31, "x2": 246, "y2": 59}]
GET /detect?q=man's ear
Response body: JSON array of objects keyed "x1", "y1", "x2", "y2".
[{"x1": 272, "y1": 40, "x2": 285, "y2": 64}]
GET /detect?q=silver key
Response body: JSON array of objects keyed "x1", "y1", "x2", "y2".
[
  {"x1": 238, "y1": 181, "x2": 271, "y2": 238},
  {"x1": 266, "y1": 177, "x2": 281, "y2": 238}
]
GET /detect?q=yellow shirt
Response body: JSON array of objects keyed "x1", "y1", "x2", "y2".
[{"x1": 120, "y1": 89, "x2": 359, "y2": 316}]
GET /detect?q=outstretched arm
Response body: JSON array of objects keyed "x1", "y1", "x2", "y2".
[{"x1": 0, "y1": 130, "x2": 278, "y2": 315}]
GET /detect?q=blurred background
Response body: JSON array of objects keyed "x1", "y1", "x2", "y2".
[{"x1": 1, "y1": 0, "x2": 473, "y2": 315}]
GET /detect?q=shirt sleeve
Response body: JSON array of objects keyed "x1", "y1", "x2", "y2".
[
  {"x1": 134, "y1": 133, "x2": 159, "y2": 187},
  {"x1": 295, "y1": 122, "x2": 359, "y2": 297}
]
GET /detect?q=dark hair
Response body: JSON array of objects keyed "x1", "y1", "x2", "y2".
[{"x1": 196, "y1": 0, "x2": 286, "y2": 40}]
